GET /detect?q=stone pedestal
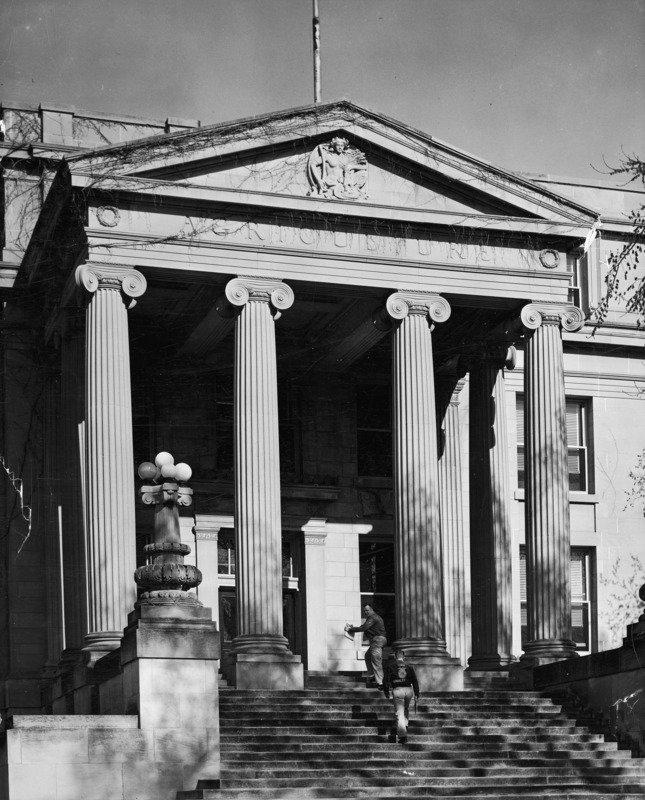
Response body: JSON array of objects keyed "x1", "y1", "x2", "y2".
[
  {"x1": 225, "y1": 277, "x2": 303, "y2": 690},
  {"x1": 117, "y1": 602, "x2": 221, "y2": 791},
  {"x1": 386, "y1": 291, "x2": 463, "y2": 691},
  {"x1": 516, "y1": 303, "x2": 584, "y2": 669},
  {"x1": 76, "y1": 263, "x2": 146, "y2": 659},
  {"x1": 467, "y1": 347, "x2": 516, "y2": 671}
]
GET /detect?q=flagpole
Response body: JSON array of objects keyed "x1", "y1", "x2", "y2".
[{"x1": 313, "y1": 0, "x2": 321, "y2": 103}]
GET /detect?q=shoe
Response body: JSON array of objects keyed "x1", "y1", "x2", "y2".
[
  {"x1": 377, "y1": 684, "x2": 384, "y2": 691},
  {"x1": 398, "y1": 737, "x2": 407, "y2": 744}
]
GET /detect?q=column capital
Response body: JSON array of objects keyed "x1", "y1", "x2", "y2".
[
  {"x1": 520, "y1": 302, "x2": 584, "y2": 333},
  {"x1": 386, "y1": 291, "x2": 451, "y2": 324},
  {"x1": 466, "y1": 344, "x2": 517, "y2": 372},
  {"x1": 75, "y1": 263, "x2": 147, "y2": 309},
  {"x1": 225, "y1": 276, "x2": 294, "y2": 317}
]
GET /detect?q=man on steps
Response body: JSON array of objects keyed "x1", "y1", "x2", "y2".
[
  {"x1": 345, "y1": 604, "x2": 387, "y2": 689},
  {"x1": 382, "y1": 648, "x2": 420, "y2": 744}
]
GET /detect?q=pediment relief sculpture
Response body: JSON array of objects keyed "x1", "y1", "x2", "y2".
[{"x1": 307, "y1": 136, "x2": 368, "y2": 200}]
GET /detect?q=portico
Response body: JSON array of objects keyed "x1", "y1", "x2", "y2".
[{"x1": 4, "y1": 100, "x2": 599, "y2": 702}]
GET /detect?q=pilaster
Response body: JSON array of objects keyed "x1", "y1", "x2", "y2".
[
  {"x1": 467, "y1": 346, "x2": 516, "y2": 672},
  {"x1": 518, "y1": 302, "x2": 584, "y2": 667},
  {"x1": 386, "y1": 291, "x2": 462, "y2": 690},
  {"x1": 225, "y1": 276, "x2": 303, "y2": 689},
  {"x1": 58, "y1": 313, "x2": 87, "y2": 662},
  {"x1": 302, "y1": 520, "x2": 329, "y2": 672},
  {"x1": 75, "y1": 263, "x2": 146, "y2": 660}
]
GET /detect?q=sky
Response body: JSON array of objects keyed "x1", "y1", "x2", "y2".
[{"x1": 1, "y1": 0, "x2": 644, "y2": 180}]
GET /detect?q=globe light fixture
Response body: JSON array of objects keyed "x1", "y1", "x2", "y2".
[{"x1": 135, "y1": 451, "x2": 202, "y2": 606}]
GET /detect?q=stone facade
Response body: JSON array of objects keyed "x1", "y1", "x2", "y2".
[{"x1": 0, "y1": 100, "x2": 644, "y2": 794}]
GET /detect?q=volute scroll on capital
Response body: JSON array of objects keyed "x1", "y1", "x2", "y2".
[
  {"x1": 224, "y1": 277, "x2": 295, "y2": 318},
  {"x1": 385, "y1": 292, "x2": 451, "y2": 325},
  {"x1": 519, "y1": 302, "x2": 585, "y2": 333},
  {"x1": 75, "y1": 264, "x2": 147, "y2": 309}
]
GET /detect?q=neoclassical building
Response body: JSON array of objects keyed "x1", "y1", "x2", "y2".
[{"x1": 1, "y1": 99, "x2": 644, "y2": 709}]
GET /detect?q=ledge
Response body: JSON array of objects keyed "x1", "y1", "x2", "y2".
[{"x1": 514, "y1": 489, "x2": 599, "y2": 504}]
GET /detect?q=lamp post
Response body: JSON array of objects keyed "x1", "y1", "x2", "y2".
[{"x1": 135, "y1": 451, "x2": 202, "y2": 606}]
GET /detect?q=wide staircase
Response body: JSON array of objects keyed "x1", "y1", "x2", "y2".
[{"x1": 178, "y1": 672, "x2": 645, "y2": 800}]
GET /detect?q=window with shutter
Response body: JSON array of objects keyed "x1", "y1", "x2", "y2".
[
  {"x1": 519, "y1": 546, "x2": 592, "y2": 651},
  {"x1": 516, "y1": 395, "x2": 592, "y2": 492}
]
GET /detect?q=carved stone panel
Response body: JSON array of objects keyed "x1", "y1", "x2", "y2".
[{"x1": 307, "y1": 137, "x2": 368, "y2": 200}]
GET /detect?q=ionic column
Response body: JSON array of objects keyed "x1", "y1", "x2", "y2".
[
  {"x1": 75, "y1": 263, "x2": 146, "y2": 659},
  {"x1": 468, "y1": 346, "x2": 516, "y2": 671},
  {"x1": 386, "y1": 292, "x2": 462, "y2": 688},
  {"x1": 519, "y1": 303, "x2": 584, "y2": 664},
  {"x1": 225, "y1": 276, "x2": 303, "y2": 689},
  {"x1": 437, "y1": 376, "x2": 467, "y2": 667}
]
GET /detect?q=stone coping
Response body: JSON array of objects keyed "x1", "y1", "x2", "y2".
[
  {"x1": 5, "y1": 714, "x2": 138, "y2": 729},
  {"x1": 533, "y1": 634, "x2": 645, "y2": 689}
]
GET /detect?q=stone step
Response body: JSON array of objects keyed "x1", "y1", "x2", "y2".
[
  {"x1": 220, "y1": 700, "x2": 574, "y2": 722},
  {"x1": 219, "y1": 728, "x2": 604, "y2": 749},
  {"x1": 222, "y1": 752, "x2": 633, "y2": 766},
  {"x1": 220, "y1": 722, "x2": 601, "y2": 735},
  {"x1": 220, "y1": 689, "x2": 552, "y2": 700},
  {"x1": 222, "y1": 764, "x2": 645, "y2": 779},
  {"x1": 201, "y1": 775, "x2": 645, "y2": 790},
  {"x1": 220, "y1": 711, "x2": 569, "y2": 723},
  {"x1": 196, "y1": 684, "x2": 645, "y2": 800},
  {"x1": 220, "y1": 692, "x2": 562, "y2": 714},
  {"x1": 221, "y1": 742, "x2": 625, "y2": 755},
  {"x1": 178, "y1": 790, "x2": 645, "y2": 800}
]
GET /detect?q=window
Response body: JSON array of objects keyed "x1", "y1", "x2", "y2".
[
  {"x1": 566, "y1": 251, "x2": 588, "y2": 311},
  {"x1": 359, "y1": 540, "x2": 396, "y2": 642},
  {"x1": 217, "y1": 529, "x2": 236, "y2": 575},
  {"x1": 214, "y1": 373, "x2": 301, "y2": 480},
  {"x1": 278, "y1": 382, "x2": 301, "y2": 481},
  {"x1": 516, "y1": 396, "x2": 592, "y2": 492},
  {"x1": 218, "y1": 531, "x2": 297, "y2": 580},
  {"x1": 520, "y1": 546, "x2": 593, "y2": 651},
  {"x1": 356, "y1": 386, "x2": 392, "y2": 478}
]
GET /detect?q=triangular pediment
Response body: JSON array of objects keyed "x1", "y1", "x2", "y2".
[{"x1": 67, "y1": 101, "x2": 598, "y2": 228}]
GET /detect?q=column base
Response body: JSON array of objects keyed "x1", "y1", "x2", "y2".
[
  {"x1": 227, "y1": 652, "x2": 304, "y2": 690},
  {"x1": 510, "y1": 640, "x2": 579, "y2": 689},
  {"x1": 82, "y1": 631, "x2": 123, "y2": 666},
  {"x1": 467, "y1": 654, "x2": 517, "y2": 672},
  {"x1": 392, "y1": 637, "x2": 449, "y2": 658},
  {"x1": 406, "y1": 655, "x2": 464, "y2": 692},
  {"x1": 520, "y1": 638, "x2": 579, "y2": 663}
]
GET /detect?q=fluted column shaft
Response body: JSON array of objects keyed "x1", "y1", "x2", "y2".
[
  {"x1": 227, "y1": 277, "x2": 295, "y2": 654},
  {"x1": 437, "y1": 379, "x2": 467, "y2": 666},
  {"x1": 468, "y1": 348, "x2": 516, "y2": 670},
  {"x1": 520, "y1": 303, "x2": 584, "y2": 662},
  {"x1": 76, "y1": 263, "x2": 146, "y2": 655},
  {"x1": 387, "y1": 292, "x2": 451, "y2": 656}
]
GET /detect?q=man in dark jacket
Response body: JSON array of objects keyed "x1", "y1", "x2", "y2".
[
  {"x1": 382, "y1": 648, "x2": 420, "y2": 744},
  {"x1": 345, "y1": 604, "x2": 387, "y2": 688}
]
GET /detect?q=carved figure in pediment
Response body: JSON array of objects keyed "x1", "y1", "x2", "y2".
[{"x1": 307, "y1": 136, "x2": 368, "y2": 200}]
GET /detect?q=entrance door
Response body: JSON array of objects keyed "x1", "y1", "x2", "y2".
[{"x1": 218, "y1": 588, "x2": 301, "y2": 656}]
